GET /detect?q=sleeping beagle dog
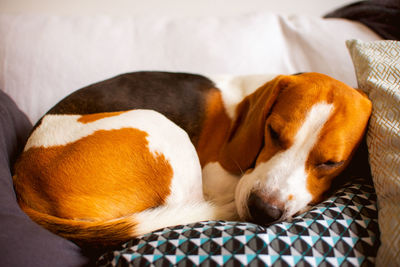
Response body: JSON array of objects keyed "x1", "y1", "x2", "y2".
[{"x1": 13, "y1": 72, "x2": 372, "y2": 245}]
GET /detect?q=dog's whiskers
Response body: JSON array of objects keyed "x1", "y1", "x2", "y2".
[{"x1": 232, "y1": 158, "x2": 245, "y2": 176}]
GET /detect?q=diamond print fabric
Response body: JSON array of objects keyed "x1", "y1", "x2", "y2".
[
  {"x1": 347, "y1": 39, "x2": 400, "y2": 266},
  {"x1": 97, "y1": 179, "x2": 379, "y2": 266}
]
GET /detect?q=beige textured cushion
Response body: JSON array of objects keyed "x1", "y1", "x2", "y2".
[{"x1": 347, "y1": 39, "x2": 400, "y2": 266}]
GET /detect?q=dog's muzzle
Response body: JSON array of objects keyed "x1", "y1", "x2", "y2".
[{"x1": 247, "y1": 191, "x2": 284, "y2": 225}]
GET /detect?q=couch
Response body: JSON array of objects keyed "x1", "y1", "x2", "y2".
[{"x1": 1, "y1": 1, "x2": 399, "y2": 266}]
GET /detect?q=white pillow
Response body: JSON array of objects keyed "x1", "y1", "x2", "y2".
[{"x1": 0, "y1": 14, "x2": 379, "y2": 124}]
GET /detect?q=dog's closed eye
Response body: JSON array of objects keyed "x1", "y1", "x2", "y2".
[{"x1": 268, "y1": 125, "x2": 281, "y2": 144}]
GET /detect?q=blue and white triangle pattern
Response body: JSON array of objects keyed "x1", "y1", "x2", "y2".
[{"x1": 97, "y1": 178, "x2": 379, "y2": 266}]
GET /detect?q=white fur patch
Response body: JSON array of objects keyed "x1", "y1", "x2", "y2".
[
  {"x1": 133, "y1": 201, "x2": 217, "y2": 236},
  {"x1": 209, "y1": 74, "x2": 278, "y2": 119},
  {"x1": 235, "y1": 102, "x2": 334, "y2": 220},
  {"x1": 26, "y1": 110, "x2": 204, "y2": 205},
  {"x1": 202, "y1": 162, "x2": 240, "y2": 218}
]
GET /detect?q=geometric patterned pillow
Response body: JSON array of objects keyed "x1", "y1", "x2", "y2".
[
  {"x1": 347, "y1": 39, "x2": 400, "y2": 266},
  {"x1": 97, "y1": 178, "x2": 379, "y2": 266}
]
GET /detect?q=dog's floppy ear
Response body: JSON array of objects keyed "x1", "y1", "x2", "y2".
[{"x1": 219, "y1": 75, "x2": 289, "y2": 174}]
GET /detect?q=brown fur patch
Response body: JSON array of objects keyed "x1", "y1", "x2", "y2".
[
  {"x1": 77, "y1": 111, "x2": 125, "y2": 124},
  {"x1": 14, "y1": 128, "x2": 173, "y2": 221},
  {"x1": 196, "y1": 90, "x2": 231, "y2": 166}
]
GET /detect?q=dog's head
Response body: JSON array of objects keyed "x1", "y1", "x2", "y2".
[{"x1": 220, "y1": 72, "x2": 372, "y2": 225}]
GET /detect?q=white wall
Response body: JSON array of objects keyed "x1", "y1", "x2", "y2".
[{"x1": 0, "y1": 0, "x2": 358, "y2": 17}]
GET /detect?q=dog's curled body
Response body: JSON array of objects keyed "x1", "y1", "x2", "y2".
[
  {"x1": 13, "y1": 72, "x2": 372, "y2": 245},
  {"x1": 14, "y1": 109, "x2": 236, "y2": 245}
]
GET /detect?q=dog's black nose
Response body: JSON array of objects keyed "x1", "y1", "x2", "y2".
[{"x1": 248, "y1": 192, "x2": 283, "y2": 225}]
